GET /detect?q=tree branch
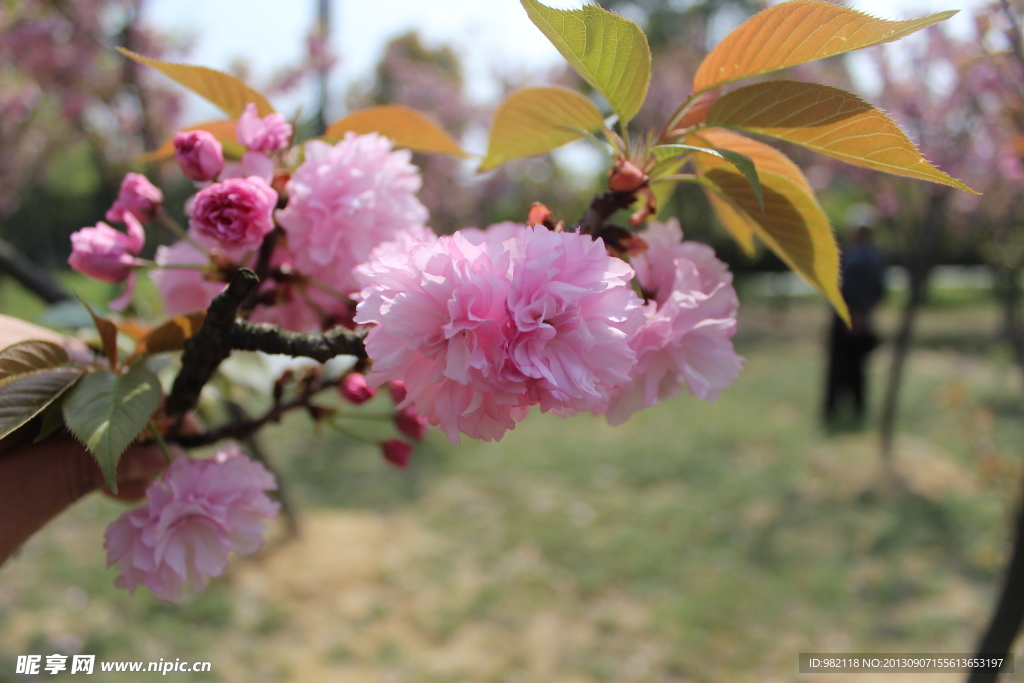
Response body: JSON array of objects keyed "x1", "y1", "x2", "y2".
[
  {"x1": 576, "y1": 190, "x2": 636, "y2": 236},
  {"x1": 230, "y1": 320, "x2": 367, "y2": 363}
]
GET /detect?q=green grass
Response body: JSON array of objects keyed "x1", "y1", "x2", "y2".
[{"x1": 0, "y1": 294, "x2": 1021, "y2": 682}]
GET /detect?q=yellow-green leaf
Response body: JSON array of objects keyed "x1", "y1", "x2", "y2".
[
  {"x1": 324, "y1": 105, "x2": 468, "y2": 157},
  {"x1": 704, "y1": 81, "x2": 976, "y2": 193},
  {"x1": 480, "y1": 87, "x2": 605, "y2": 172},
  {"x1": 118, "y1": 48, "x2": 274, "y2": 118},
  {"x1": 127, "y1": 312, "x2": 206, "y2": 361},
  {"x1": 137, "y1": 120, "x2": 242, "y2": 164},
  {"x1": 691, "y1": 128, "x2": 848, "y2": 323},
  {"x1": 693, "y1": 1, "x2": 956, "y2": 93},
  {"x1": 654, "y1": 143, "x2": 762, "y2": 210},
  {"x1": 521, "y1": 0, "x2": 651, "y2": 124}
]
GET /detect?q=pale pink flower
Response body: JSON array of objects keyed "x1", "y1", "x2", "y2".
[
  {"x1": 355, "y1": 233, "x2": 527, "y2": 444},
  {"x1": 174, "y1": 130, "x2": 224, "y2": 182},
  {"x1": 459, "y1": 221, "x2": 527, "y2": 247},
  {"x1": 104, "y1": 445, "x2": 279, "y2": 604},
  {"x1": 106, "y1": 173, "x2": 163, "y2": 223},
  {"x1": 188, "y1": 176, "x2": 277, "y2": 252},
  {"x1": 504, "y1": 228, "x2": 644, "y2": 416},
  {"x1": 68, "y1": 214, "x2": 145, "y2": 284},
  {"x1": 236, "y1": 102, "x2": 292, "y2": 153},
  {"x1": 277, "y1": 134, "x2": 428, "y2": 295},
  {"x1": 151, "y1": 240, "x2": 224, "y2": 316},
  {"x1": 602, "y1": 219, "x2": 743, "y2": 425}
]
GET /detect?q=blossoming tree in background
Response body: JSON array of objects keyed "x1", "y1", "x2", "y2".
[{"x1": 0, "y1": 0, "x2": 973, "y2": 617}]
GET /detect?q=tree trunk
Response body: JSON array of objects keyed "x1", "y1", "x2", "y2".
[
  {"x1": 967, "y1": 467, "x2": 1024, "y2": 683},
  {"x1": 878, "y1": 191, "x2": 947, "y2": 471}
]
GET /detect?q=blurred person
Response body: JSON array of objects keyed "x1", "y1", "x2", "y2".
[
  {"x1": 0, "y1": 315, "x2": 168, "y2": 566},
  {"x1": 824, "y1": 224, "x2": 886, "y2": 425}
]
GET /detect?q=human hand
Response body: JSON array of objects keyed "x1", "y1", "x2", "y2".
[{"x1": 0, "y1": 438, "x2": 169, "y2": 566}]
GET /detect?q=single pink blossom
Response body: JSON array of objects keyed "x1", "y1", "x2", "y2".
[
  {"x1": 381, "y1": 439, "x2": 413, "y2": 468},
  {"x1": 395, "y1": 406, "x2": 428, "y2": 441},
  {"x1": 68, "y1": 213, "x2": 145, "y2": 283},
  {"x1": 277, "y1": 134, "x2": 428, "y2": 295},
  {"x1": 355, "y1": 233, "x2": 527, "y2": 444},
  {"x1": 504, "y1": 228, "x2": 644, "y2": 416},
  {"x1": 340, "y1": 373, "x2": 376, "y2": 404},
  {"x1": 602, "y1": 219, "x2": 743, "y2": 425},
  {"x1": 188, "y1": 176, "x2": 277, "y2": 252},
  {"x1": 104, "y1": 445, "x2": 279, "y2": 604},
  {"x1": 236, "y1": 103, "x2": 292, "y2": 153},
  {"x1": 151, "y1": 240, "x2": 225, "y2": 316},
  {"x1": 106, "y1": 173, "x2": 163, "y2": 223},
  {"x1": 174, "y1": 130, "x2": 224, "y2": 182}
]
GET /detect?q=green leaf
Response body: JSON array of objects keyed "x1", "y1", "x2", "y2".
[
  {"x1": 324, "y1": 105, "x2": 468, "y2": 157},
  {"x1": 654, "y1": 143, "x2": 763, "y2": 210},
  {"x1": 34, "y1": 402, "x2": 66, "y2": 443},
  {"x1": 62, "y1": 367, "x2": 162, "y2": 493},
  {"x1": 693, "y1": 1, "x2": 956, "y2": 93},
  {"x1": 0, "y1": 340, "x2": 68, "y2": 381},
  {"x1": 117, "y1": 48, "x2": 274, "y2": 118},
  {"x1": 480, "y1": 87, "x2": 605, "y2": 172},
  {"x1": 521, "y1": 0, "x2": 651, "y2": 124},
  {"x1": 703, "y1": 81, "x2": 977, "y2": 193},
  {"x1": 0, "y1": 368, "x2": 83, "y2": 442}
]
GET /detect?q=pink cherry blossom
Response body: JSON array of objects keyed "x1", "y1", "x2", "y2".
[
  {"x1": 104, "y1": 444, "x2": 279, "y2": 604},
  {"x1": 151, "y1": 240, "x2": 225, "y2": 316},
  {"x1": 68, "y1": 213, "x2": 145, "y2": 283},
  {"x1": 277, "y1": 133, "x2": 428, "y2": 296},
  {"x1": 355, "y1": 233, "x2": 527, "y2": 444},
  {"x1": 602, "y1": 219, "x2": 743, "y2": 425},
  {"x1": 106, "y1": 173, "x2": 163, "y2": 223},
  {"x1": 236, "y1": 102, "x2": 292, "y2": 153},
  {"x1": 459, "y1": 221, "x2": 527, "y2": 247},
  {"x1": 504, "y1": 228, "x2": 644, "y2": 416},
  {"x1": 188, "y1": 176, "x2": 277, "y2": 252},
  {"x1": 174, "y1": 130, "x2": 224, "y2": 182}
]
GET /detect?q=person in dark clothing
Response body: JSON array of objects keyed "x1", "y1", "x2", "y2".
[{"x1": 824, "y1": 225, "x2": 886, "y2": 424}]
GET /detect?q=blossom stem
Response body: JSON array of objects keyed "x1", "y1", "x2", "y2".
[
  {"x1": 157, "y1": 211, "x2": 208, "y2": 255},
  {"x1": 148, "y1": 421, "x2": 173, "y2": 464},
  {"x1": 326, "y1": 419, "x2": 378, "y2": 444}
]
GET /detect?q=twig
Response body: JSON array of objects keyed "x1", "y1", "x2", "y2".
[
  {"x1": 575, "y1": 190, "x2": 637, "y2": 236},
  {"x1": 230, "y1": 320, "x2": 367, "y2": 362}
]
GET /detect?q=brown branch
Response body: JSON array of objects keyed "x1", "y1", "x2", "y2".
[
  {"x1": 166, "y1": 269, "x2": 260, "y2": 417},
  {"x1": 230, "y1": 320, "x2": 367, "y2": 362},
  {"x1": 576, "y1": 190, "x2": 636, "y2": 236}
]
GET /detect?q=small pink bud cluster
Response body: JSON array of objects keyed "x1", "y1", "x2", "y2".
[{"x1": 174, "y1": 130, "x2": 224, "y2": 182}]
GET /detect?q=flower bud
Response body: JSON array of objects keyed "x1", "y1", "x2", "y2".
[
  {"x1": 381, "y1": 439, "x2": 413, "y2": 469},
  {"x1": 527, "y1": 202, "x2": 553, "y2": 228},
  {"x1": 236, "y1": 103, "x2": 292, "y2": 153},
  {"x1": 340, "y1": 373, "x2": 376, "y2": 404},
  {"x1": 174, "y1": 130, "x2": 225, "y2": 182},
  {"x1": 388, "y1": 380, "x2": 407, "y2": 405},
  {"x1": 106, "y1": 173, "x2": 163, "y2": 223},
  {"x1": 188, "y1": 176, "x2": 277, "y2": 251},
  {"x1": 68, "y1": 213, "x2": 145, "y2": 283},
  {"x1": 394, "y1": 406, "x2": 428, "y2": 441},
  {"x1": 607, "y1": 159, "x2": 648, "y2": 194}
]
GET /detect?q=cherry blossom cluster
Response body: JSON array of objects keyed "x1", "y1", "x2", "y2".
[{"x1": 66, "y1": 101, "x2": 743, "y2": 601}]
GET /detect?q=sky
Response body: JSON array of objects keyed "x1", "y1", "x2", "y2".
[{"x1": 143, "y1": 0, "x2": 986, "y2": 126}]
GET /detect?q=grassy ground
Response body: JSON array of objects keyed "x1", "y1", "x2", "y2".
[{"x1": 1, "y1": 281, "x2": 1023, "y2": 682}]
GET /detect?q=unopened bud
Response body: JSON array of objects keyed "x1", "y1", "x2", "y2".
[
  {"x1": 388, "y1": 381, "x2": 407, "y2": 405},
  {"x1": 395, "y1": 406, "x2": 428, "y2": 441},
  {"x1": 608, "y1": 160, "x2": 648, "y2": 194},
  {"x1": 527, "y1": 202, "x2": 554, "y2": 228},
  {"x1": 381, "y1": 439, "x2": 413, "y2": 469},
  {"x1": 340, "y1": 373, "x2": 376, "y2": 404}
]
